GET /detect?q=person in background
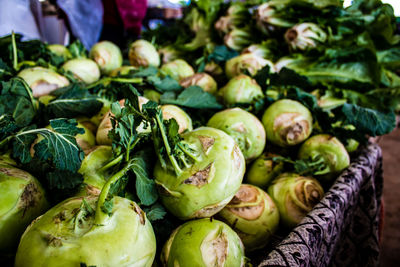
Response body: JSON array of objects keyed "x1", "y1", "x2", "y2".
[{"x1": 101, "y1": 0, "x2": 148, "y2": 47}]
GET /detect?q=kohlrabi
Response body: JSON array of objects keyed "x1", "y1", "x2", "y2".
[
  {"x1": 262, "y1": 99, "x2": 313, "y2": 147},
  {"x1": 298, "y1": 134, "x2": 350, "y2": 183},
  {"x1": 62, "y1": 58, "x2": 101, "y2": 84},
  {"x1": 17, "y1": 67, "x2": 70, "y2": 97},
  {"x1": 268, "y1": 173, "x2": 324, "y2": 228},
  {"x1": 89, "y1": 41, "x2": 123, "y2": 75},
  {"x1": 207, "y1": 108, "x2": 266, "y2": 161},
  {"x1": 285, "y1": 22, "x2": 327, "y2": 51},
  {"x1": 180, "y1": 73, "x2": 218, "y2": 95},
  {"x1": 217, "y1": 184, "x2": 280, "y2": 251},
  {"x1": 129, "y1": 40, "x2": 160, "y2": 67},
  {"x1": 160, "y1": 59, "x2": 195, "y2": 82},
  {"x1": 246, "y1": 152, "x2": 284, "y2": 189},
  {"x1": 15, "y1": 184, "x2": 156, "y2": 266},
  {"x1": 47, "y1": 44, "x2": 72, "y2": 61},
  {"x1": 0, "y1": 164, "x2": 48, "y2": 252},
  {"x1": 161, "y1": 218, "x2": 246, "y2": 267},
  {"x1": 225, "y1": 53, "x2": 275, "y2": 78},
  {"x1": 160, "y1": 105, "x2": 193, "y2": 134},
  {"x1": 153, "y1": 126, "x2": 245, "y2": 220},
  {"x1": 218, "y1": 74, "x2": 264, "y2": 106}
]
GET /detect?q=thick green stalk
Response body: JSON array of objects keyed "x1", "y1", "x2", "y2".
[
  {"x1": 155, "y1": 115, "x2": 182, "y2": 176},
  {"x1": 94, "y1": 162, "x2": 133, "y2": 225},
  {"x1": 11, "y1": 31, "x2": 18, "y2": 71}
]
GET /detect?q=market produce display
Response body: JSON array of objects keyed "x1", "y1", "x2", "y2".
[{"x1": 0, "y1": 0, "x2": 399, "y2": 266}]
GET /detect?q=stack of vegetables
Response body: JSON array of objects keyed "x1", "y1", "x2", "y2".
[{"x1": 0, "y1": 0, "x2": 399, "y2": 266}]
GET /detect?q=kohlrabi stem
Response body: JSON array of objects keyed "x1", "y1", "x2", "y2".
[
  {"x1": 155, "y1": 115, "x2": 182, "y2": 176},
  {"x1": 18, "y1": 77, "x2": 36, "y2": 110},
  {"x1": 98, "y1": 154, "x2": 123, "y2": 173},
  {"x1": 125, "y1": 136, "x2": 141, "y2": 162},
  {"x1": 11, "y1": 31, "x2": 18, "y2": 71},
  {"x1": 177, "y1": 143, "x2": 199, "y2": 162},
  {"x1": 94, "y1": 162, "x2": 133, "y2": 225}
]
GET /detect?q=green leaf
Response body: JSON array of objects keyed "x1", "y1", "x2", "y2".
[
  {"x1": 144, "y1": 203, "x2": 167, "y2": 222},
  {"x1": 0, "y1": 78, "x2": 37, "y2": 127},
  {"x1": 0, "y1": 114, "x2": 19, "y2": 141},
  {"x1": 68, "y1": 40, "x2": 87, "y2": 58},
  {"x1": 47, "y1": 170, "x2": 84, "y2": 190},
  {"x1": 208, "y1": 45, "x2": 239, "y2": 64},
  {"x1": 13, "y1": 119, "x2": 84, "y2": 172},
  {"x1": 132, "y1": 66, "x2": 158, "y2": 77},
  {"x1": 338, "y1": 103, "x2": 396, "y2": 136},
  {"x1": 101, "y1": 197, "x2": 114, "y2": 216},
  {"x1": 147, "y1": 75, "x2": 183, "y2": 92},
  {"x1": 160, "y1": 86, "x2": 223, "y2": 109},
  {"x1": 132, "y1": 157, "x2": 158, "y2": 206}
]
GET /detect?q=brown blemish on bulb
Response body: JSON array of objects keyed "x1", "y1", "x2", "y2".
[
  {"x1": 198, "y1": 136, "x2": 215, "y2": 153},
  {"x1": 183, "y1": 164, "x2": 212, "y2": 187},
  {"x1": 285, "y1": 29, "x2": 298, "y2": 42},
  {"x1": 19, "y1": 182, "x2": 40, "y2": 217},
  {"x1": 131, "y1": 202, "x2": 145, "y2": 225},
  {"x1": 227, "y1": 185, "x2": 264, "y2": 220}
]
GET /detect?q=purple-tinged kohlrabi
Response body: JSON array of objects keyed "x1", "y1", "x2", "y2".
[
  {"x1": 161, "y1": 218, "x2": 246, "y2": 266},
  {"x1": 218, "y1": 74, "x2": 264, "y2": 106},
  {"x1": 217, "y1": 184, "x2": 279, "y2": 251},
  {"x1": 89, "y1": 41, "x2": 123, "y2": 74},
  {"x1": 262, "y1": 99, "x2": 313, "y2": 147},
  {"x1": 284, "y1": 23, "x2": 327, "y2": 51},
  {"x1": 207, "y1": 108, "x2": 266, "y2": 162},
  {"x1": 298, "y1": 134, "x2": 350, "y2": 182},
  {"x1": 267, "y1": 173, "x2": 324, "y2": 228}
]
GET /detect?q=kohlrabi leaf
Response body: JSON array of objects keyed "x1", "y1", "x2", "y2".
[
  {"x1": 68, "y1": 40, "x2": 87, "y2": 58},
  {"x1": 47, "y1": 170, "x2": 84, "y2": 190},
  {"x1": 0, "y1": 78, "x2": 37, "y2": 127},
  {"x1": 12, "y1": 119, "x2": 84, "y2": 172},
  {"x1": 147, "y1": 75, "x2": 183, "y2": 92},
  {"x1": 160, "y1": 86, "x2": 223, "y2": 109},
  {"x1": 46, "y1": 84, "x2": 103, "y2": 119},
  {"x1": 132, "y1": 66, "x2": 158, "y2": 77},
  {"x1": 336, "y1": 103, "x2": 396, "y2": 137},
  {"x1": 0, "y1": 114, "x2": 19, "y2": 141},
  {"x1": 144, "y1": 203, "x2": 167, "y2": 222},
  {"x1": 132, "y1": 156, "x2": 158, "y2": 206}
]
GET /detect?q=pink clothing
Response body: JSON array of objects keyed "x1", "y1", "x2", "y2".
[{"x1": 115, "y1": 0, "x2": 148, "y2": 35}]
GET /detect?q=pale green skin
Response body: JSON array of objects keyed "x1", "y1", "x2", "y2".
[
  {"x1": 77, "y1": 146, "x2": 113, "y2": 196},
  {"x1": 161, "y1": 218, "x2": 245, "y2": 267},
  {"x1": 154, "y1": 127, "x2": 245, "y2": 220},
  {"x1": 225, "y1": 53, "x2": 275, "y2": 79},
  {"x1": 246, "y1": 153, "x2": 284, "y2": 189},
  {"x1": 0, "y1": 153, "x2": 17, "y2": 167},
  {"x1": 262, "y1": 99, "x2": 313, "y2": 147},
  {"x1": 180, "y1": 73, "x2": 218, "y2": 95},
  {"x1": 207, "y1": 108, "x2": 266, "y2": 162},
  {"x1": 129, "y1": 40, "x2": 160, "y2": 67},
  {"x1": 160, "y1": 59, "x2": 195, "y2": 81},
  {"x1": 161, "y1": 105, "x2": 193, "y2": 134},
  {"x1": 345, "y1": 139, "x2": 359, "y2": 153},
  {"x1": 62, "y1": 58, "x2": 101, "y2": 84},
  {"x1": 217, "y1": 184, "x2": 280, "y2": 251},
  {"x1": 47, "y1": 44, "x2": 72, "y2": 60},
  {"x1": 15, "y1": 196, "x2": 156, "y2": 267},
  {"x1": 75, "y1": 122, "x2": 96, "y2": 154},
  {"x1": 298, "y1": 134, "x2": 350, "y2": 182},
  {"x1": 90, "y1": 41, "x2": 123, "y2": 74},
  {"x1": 17, "y1": 67, "x2": 70, "y2": 97},
  {"x1": 267, "y1": 173, "x2": 324, "y2": 228},
  {"x1": 0, "y1": 164, "x2": 48, "y2": 251},
  {"x1": 218, "y1": 74, "x2": 263, "y2": 106},
  {"x1": 143, "y1": 89, "x2": 161, "y2": 103}
]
